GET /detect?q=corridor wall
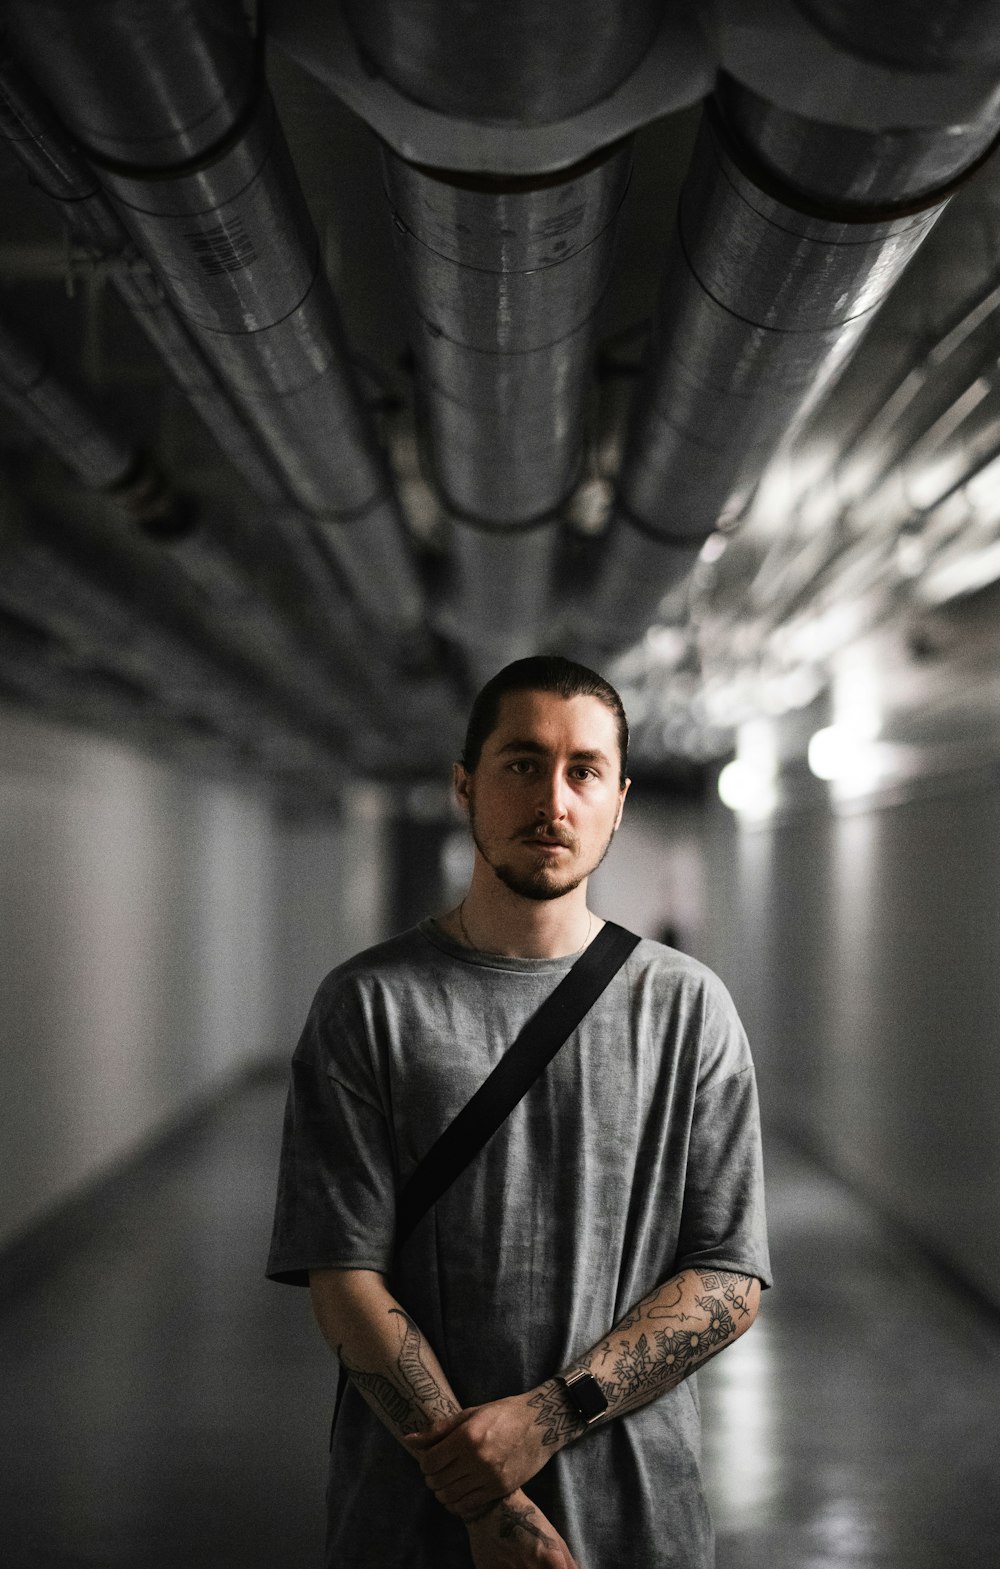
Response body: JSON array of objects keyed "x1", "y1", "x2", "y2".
[
  {"x1": 606, "y1": 780, "x2": 1000, "y2": 1310},
  {"x1": 0, "y1": 704, "x2": 276, "y2": 1254}
]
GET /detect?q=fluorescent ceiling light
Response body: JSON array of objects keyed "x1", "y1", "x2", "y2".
[
  {"x1": 917, "y1": 537, "x2": 1000, "y2": 605},
  {"x1": 717, "y1": 759, "x2": 777, "y2": 817}
]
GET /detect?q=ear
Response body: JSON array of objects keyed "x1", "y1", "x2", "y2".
[
  {"x1": 613, "y1": 776, "x2": 631, "y2": 832},
  {"x1": 453, "y1": 761, "x2": 472, "y2": 818}
]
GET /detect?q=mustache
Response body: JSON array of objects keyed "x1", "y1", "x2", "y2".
[{"x1": 518, "y1": 825, "x2": 577, "y2": 848}]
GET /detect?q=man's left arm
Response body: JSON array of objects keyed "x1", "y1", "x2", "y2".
[{"x1": 403, "y1": 1264, "x2": 762, "y2": 1519}]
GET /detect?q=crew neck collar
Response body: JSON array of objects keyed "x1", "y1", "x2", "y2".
[{"x1": 419, "y1": 917, "x2": 585, "y2": 973}]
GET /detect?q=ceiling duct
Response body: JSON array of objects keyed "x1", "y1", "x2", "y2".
[
  {"x1": 580, "y1": 27, "x2": 1000, "y2": 653},
  {"x1": 1, "y1": 0, "x2": 426, "y2": 643},
  {"x1": 0, "y1": 478, "x2": 351, "y2": 784},
  {"x1": 0, "y1": 55, "x2": 434, "y2": 744},
  {"x1": 438, "y1": 516, "x2": 562, "y2": 690},
  {"x1": 382, "y1": 146, "x2": 631, "y2": 530},
  {"x1": 0, "y1": 308, "x2": 139, "y2": 493},
  {"x1": 0, "y1": 299, "x2": 405, "y2": 746},
  {"x1": 359, "y1": 0, "x2": 644, "y2": 664}
]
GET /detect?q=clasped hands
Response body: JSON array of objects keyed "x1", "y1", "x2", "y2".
[
  {"x1": 402, "y1": 1391, "x2": 549, "y2": 1520},
  {"x1": 403, "y1": 1392, "x2": 580, "y2": 1569}
]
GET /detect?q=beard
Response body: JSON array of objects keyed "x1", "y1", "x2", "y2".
[{"x1": 469, "y1": 809, "x2": 618, "y2": 902}]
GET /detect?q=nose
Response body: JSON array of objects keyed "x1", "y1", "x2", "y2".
[{"x1": 535, "y1": 767, "x2": 569, "y2": 820}]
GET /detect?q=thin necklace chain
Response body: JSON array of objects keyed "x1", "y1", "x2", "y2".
[{"x1": 458, "y1": 900, "x2": 592, "y2": 955}]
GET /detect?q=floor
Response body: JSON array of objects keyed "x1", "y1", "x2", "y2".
[{"x1": 1, "y1": 1072, "x2": 997, "y2": 1569}]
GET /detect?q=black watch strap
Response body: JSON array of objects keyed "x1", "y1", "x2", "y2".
[{"x1": 558, "y1": 1369, "x2": 609, "y2": 1426}]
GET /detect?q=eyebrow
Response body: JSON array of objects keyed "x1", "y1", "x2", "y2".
[{"x1": 496, "y1": 739, "x2": 612, "y2": 767}]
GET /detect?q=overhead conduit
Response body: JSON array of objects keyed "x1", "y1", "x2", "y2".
[
  {"x1": 351, "y1": 0, "x2": 656, "y2": 680},
  {"x1": 0, "y1": 30, "x2": 444, "y2": 757},
  {"x1": 0, "y1": 297, "x2": 404, "y2": 753},
  {"x1": 0, "y1": 482, "x2": 341, "y2": 783},
  {"x1": 1, "y1": 0, "x2": 426, "y2": 646},
  {"x1": 578, "y1": 15, "x2": 1000, "y2": 654}
]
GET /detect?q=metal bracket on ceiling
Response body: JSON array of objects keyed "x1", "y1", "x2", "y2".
[
  {"x1": 267, "y1": 0, "x2": 714, "y2": 177},
  {"x1": 709, "y1": 0, "x2": 1000, "y2": 131}
]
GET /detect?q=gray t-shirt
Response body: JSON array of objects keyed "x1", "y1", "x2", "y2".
[{"x1": 267, "y1": 920, "x2": 771, "y2": 1569}]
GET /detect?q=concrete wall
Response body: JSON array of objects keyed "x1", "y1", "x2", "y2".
[
  {"x1": 606, "y1": 781, "x2": 1000, "y2": 1309},
  {"x1": 272, "y1": 783, "x2": 391, "y2": 1047},
  {"x1": 0, "y1": 705, "x2": 276, "y2": 1253}
]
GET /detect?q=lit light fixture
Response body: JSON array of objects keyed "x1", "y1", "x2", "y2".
[
  {"x1": 917, "y1": 537, "x2": 1000, "y2": 605},
  {"x1": 807, "y1": 725, "x2": 849, "y2": 780},
  {"x1": 807, "y1": 724, "x2": 897, "y2": 799},
  {"x1": 699, "y1": 532, "x2": 727, "y2": 564},
  {"x1": 717, "y1": 720, "x2": 778, "y2": 818}
]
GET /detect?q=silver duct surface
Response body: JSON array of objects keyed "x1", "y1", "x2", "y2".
[
  {"x1": 0, "y1": 50, "x2": 294, "y2": 508},
  {"x1": 357, "y1": 0, "x2": 651, "y2": 675},
  {"x1": 583, "y1": 69, "x2": 1000, "y2": 651},
  {"x1": 437, "y1": 517, "x2": 561, "y2": 685},
  {"x1": 383, "y1": 145, "x2": 632, "y2": 527},
  {"x1": 0, "y1": 311, "x2": 135, "y2": 492},
  {"x1": 2, "y1": 0, "x2": 425, "y2": 640},
  {"x1": 342, "y1": 0, "x2": 663, "y2": 124}
]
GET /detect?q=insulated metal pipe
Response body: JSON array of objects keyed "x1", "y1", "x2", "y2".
[
  {"x1": 366, "y1": 2, "x2": 643, "y2": 659},
  {"x1": 2, "y1": 0, "x2": 425, "y2": 640},
  {"x1": 584, "y1": 65, "x2": 1000, "y2": 652},
  {"x1": 383, "y1": 145, "x2": 632, "y2": 526},
  {"x1": 436, "y1": 516, "x2": 562, "y2": 686},
  {"x1": 0, "y1": 310, "x2": 137, "y2": 492},
  {"x1": 0, "y1": 50, "x2": 415, "y2": 723}
]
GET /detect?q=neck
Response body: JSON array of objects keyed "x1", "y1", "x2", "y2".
[{"x1": 452, "y1": 861, "x2": 596, "y2": 959}]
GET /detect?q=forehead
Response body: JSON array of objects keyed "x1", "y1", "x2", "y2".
[{"x1": 485, "y1": 689, "x2": 620, "y2": 757}]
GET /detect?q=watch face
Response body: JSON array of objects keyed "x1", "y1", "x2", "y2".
[{"x1": 566, "y1": 1372, "x2": 608, "y2": 1422}]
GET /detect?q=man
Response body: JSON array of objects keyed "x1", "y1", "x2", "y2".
[{"x1": 267, "y1": 655, "x2": 771, "y2": 1569}]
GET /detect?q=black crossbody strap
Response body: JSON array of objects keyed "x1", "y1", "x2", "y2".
[
  {"x1": 329, "y1": 918, "x2": 640, "y2": 1448},
  {"x1": 395, "y1": 919, "x2": 640, "y2": 1250}
]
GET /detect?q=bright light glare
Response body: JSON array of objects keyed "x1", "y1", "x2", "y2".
[
  {"x1": 918, "y1": 537, "x2": 1000, "y2": 605},
  {"x1": 699, "y1": 532, "x2": 727, "y2": 564},
  {"x1": 718, "y1": 760, "x2": 776, "y2": 816},
  {"x1": 808, "y1": 726, "x2": 897, "y2": 798},
  {"x1": 718, "y1": 720, "x2": 779, "y2": 817},
  {"x1": 808, "y1": 726, "x2": 848, "y2": 780}
]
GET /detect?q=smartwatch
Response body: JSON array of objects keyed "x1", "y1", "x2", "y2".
[{"x1": 557, "y1": 1369, "x2": 609, "y2": 1426}]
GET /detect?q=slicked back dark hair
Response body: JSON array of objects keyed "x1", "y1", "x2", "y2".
[{"x1": 461, "y1": 655, "x2": 629, "y2": 785}]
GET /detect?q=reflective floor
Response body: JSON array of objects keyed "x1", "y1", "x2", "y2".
[{"x1": 1, "y1": 1071, "x2": 997, "y2": 1568}]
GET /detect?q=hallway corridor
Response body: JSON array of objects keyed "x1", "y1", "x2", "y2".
[{"x1": 1, "y1": 1070, "x2": 996, "y2": 1569}]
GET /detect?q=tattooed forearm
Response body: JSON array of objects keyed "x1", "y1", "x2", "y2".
[
  {"x1": 469, "y1": 1494, "x2": 557, "y2": 1544},
  {"x1": 338, "y1": 1348, "x2": 424, "y2": 1432},
  {"x1": 337, "y1": 1306, "x2": 459, "y2": 1437},
  {"x1": 532, "y1": 1267, "x2": 761, "y2": 1443},
  {"x1": 495, "y1": 1497, "x2": 556, "y2": 1544},
  {"x1": 525, "y1": 1379, "x2": 587, "y2": 1446},
  {"x1": 389, "y1": 1309, "x2": 460, "y2": 1421}
]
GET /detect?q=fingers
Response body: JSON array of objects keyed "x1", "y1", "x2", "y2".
[{"x1": 401, "y1": 1411, "x2": 468, "y2": 1449}]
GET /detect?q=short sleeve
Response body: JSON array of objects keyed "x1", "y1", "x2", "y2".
[
  {"x1": 265, "y1": 980, "x2": 398, "y2": 1286},
  {"x1": 674, "y1": 980, "x2": 773, "y2": 1288}
]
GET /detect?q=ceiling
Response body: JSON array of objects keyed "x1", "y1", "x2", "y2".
[{"x1": 2, "y1": 1, "x2": 1000, "y2": 816}]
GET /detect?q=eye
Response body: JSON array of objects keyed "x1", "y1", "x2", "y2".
[
  {"x1": 508, "y1": 759, "x2": 536, "y2": 775},
  {"x1": 570, "y1": 766, "x2": 597, "y2": 781}
]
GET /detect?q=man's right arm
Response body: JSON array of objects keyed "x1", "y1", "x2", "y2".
[{"x1": 308, "y1": 1267, "x2": 579, "y2": 1569}]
